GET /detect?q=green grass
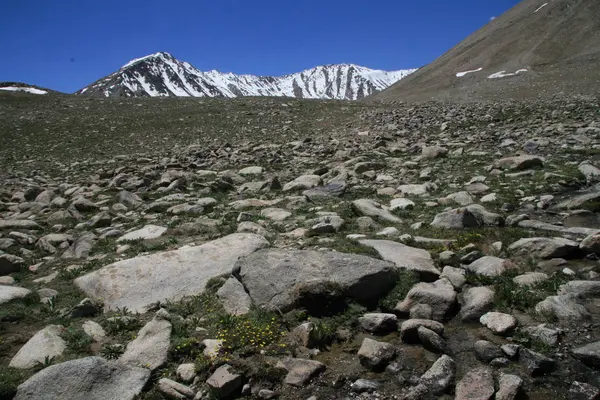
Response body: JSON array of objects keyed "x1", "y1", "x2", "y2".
[
  {"x1": 0, "y1": 366, "x2": 31, "y2": 399},
  {"x1": 379, "y1": 270, "x2": 420, "y2": 311}
]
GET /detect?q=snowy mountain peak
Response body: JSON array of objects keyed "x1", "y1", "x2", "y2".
[{"x1": 79, "y1": 52, "x2": 416, "y2": 100}]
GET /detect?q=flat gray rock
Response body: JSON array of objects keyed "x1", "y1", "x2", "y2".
[
  {"x1": 75, "y1": 233, "x2": 269, "y2": 313},
  {"x1": 419, "y1": 355, "x2": 455, "y2": 395},
  {"x1": 455, "y1": 367, "x2": 495, "y2": 400},
  {"x1": 10, "y1": 325, "x2": 66, "y2": 369},
  {"x1": 517, "y1": 219, "x2": 598, "y2": 237},
  {"x1": 352, "y1": 198, "x2": 401, "y2": 223},
  {"x1": 14, "y1": 356, "x2": 150, "y2": 400},
  {"x1": 277, "y1": 358, "x2": 326, "y2": 387},
  {"x1": 117, "y1": 225, "x2": 167, "y2": 243},
  {"x1": 359, "y1": 239, "x2": 440, "y2": 281},
  {"x1": 0, "y1": 219, "x2": 42, "y2": 231},
  {"x1": 236, "y1": 248, "x2": 396, "y2": 312},
  {"x1": 480, "y1": 312, "x2": 517, "y2": 335},
  {"x1": 559, "y1": 280, "x2": 600, "y2": 297},
  {"x1": 0, "y1": 285, "x2": 32, "y2": 305},
  {"x1": 508, "y1": 237, "x2": 579, "y2": 259}
]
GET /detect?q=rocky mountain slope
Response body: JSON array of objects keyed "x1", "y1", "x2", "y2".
[
  {"x1": 0, "y1": 82, "x2": 57, "y2": 95},
  {"x1": 1, "y1": 93, "x2": 600, "y2": 399},
  {"x1": 374, "y1": 0, "x2": 600, "y2": 102},
  {"x1": 76, "y1": 52, "x2": 415, "y2": 100}
]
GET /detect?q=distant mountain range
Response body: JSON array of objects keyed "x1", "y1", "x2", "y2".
[
  {"x1": 0, "y1": 82, "x2": 55, "y2": 95},
  {"x1": 375, "y1": 0, "x2": 600, "y2": 101},
  {"x1": 76, "y1": 52, "x2": 416, "y2": 100}
]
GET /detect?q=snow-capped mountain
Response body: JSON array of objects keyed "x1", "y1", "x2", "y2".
[
  {"x1": 0, "y1": 82, "x2": 54, "y2": 95},
  {"x1": 77, "y1": 52, "x2": 416, "y2": 100}
]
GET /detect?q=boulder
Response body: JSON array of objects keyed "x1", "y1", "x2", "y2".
[
  {"x1": 467, "y1": 256, "x2": 517, "y2": 277},
  {"x1": 277, "y1": 358, "x2": 326, "y2": 387},
  {"x1": 0, "y1": 219, "x2": 42, "y2": 231},
  {"x1": 235, "y1": 248, "x2": 396, "y2": 312},
  {"x1": 519, "y1": 348, "x2": 556, "y2": 376},
  {"x1": 535, "y1": 294, "x2": 590, "y2": 322},
  {"x1": 496, "y1": 374, "x2": 523, "y2": 400},
  {"x1": 119, "y1": 313, "x2": 171, "y2": 370},
  {"x1": 217, "y1": 278, "x2": 252, "y2": 316},
  {"x1": 352, "y1": 199, "x2": 402, "y2": 223},
  {"x1": 417, "y1": 326, "x2": 447, "y2": 353},
  {"x1": 0, "y1": 254, "x2": 25, "y2": 275},
  {"x1": 508, "y1": 237, "x2": 579, "y2": 259},
  {"x1": 580, "y1": 233, "x2": 600, "y2": 254},
  {"x1": 75, "y1": 233, "x2": 268, "y2": 313},
  {"x1": 460, "y1": 287, "x2": 495, "y2": 322},
  {"x1": 572, "y1": 341, "x2": 600, "y2": 369},
  {"x1": 9, "y1": 325, "x2": 66, "y2": 369},
  {"x1": 400, "y1": 319, "x2": 445, "y2": 343},
  {"x1": 282, "y1": 175, "x2": 322, "y2": 192},
  {"x1": 357, "y1": 338, "x2": 396, "y2": 370},
  {"x1": 358, "y1": 239, "x2": 440, "y2": 281},
  {"x1": 14, "y1": 357, "x2": 150, "y2": 400},
  {"x1": 358, "y1": 313, "x2": 398, "y2": 334},
  {"x1": 61, "y1": 232, "x2": 96, "y2": 260},
  {"x1": 206, "y1": 364, "x2": 243, "y2": 397},
  {"x1": 419, "y1": 355, "x2": 455, "y2": 395},
  {"x1": 493, "y1": 155, "x2": 544, "y2": 170},
  {"x1": 117, "y1": 225, "x2": 167, "y2": 243},
  {"x1": 455, "y1": 367, "x2": 495, "y2": 400},
  {"x1": 0, "y1": 285, "x2": 31, "y2": 305},
  {"x1": 157, "y1": 378, "x2": 195, "y2": 399},
  {"x1": 569, "y1": 381, "x2": 600, "y2": 400},
  {"x1": 396, "y1": 279, "x2": 457, "y2": 321},
  {"x1": 480, "y1": 312, "x2": 517, "y2": 335}
]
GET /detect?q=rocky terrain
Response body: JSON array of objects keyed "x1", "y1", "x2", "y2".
[
  {"x1": 375, "y1": 0, "x2": 600, "y2": 102},
  {"x1": 0, "y1": 90, "x2": 600, "y2": 400}
]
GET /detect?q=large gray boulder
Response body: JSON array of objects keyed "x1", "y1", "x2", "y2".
[
  {"x1": 10, "y1": 325, "x2": 66, "y2": 369},
  {"x1": 15, "y1": 357, "x2": 150, "y2": 400},
  {"x1": 396, "y1": 279, "x2": 457, "y2": 321},
  {"x1": 75, "y1": 233, "x2": 269, "y2": 313},
  {"x1": 508, "y1": 237, "x2": 579, "y2": 259},
  {"x1": 359, "y1": 239, "x2": 440, "y2": 281},
  {"x1": 419, "y1": 355, "x2": 456, "y2": 395},
  {"x1": 236, "y1": 249, "x2": 396, "y2": 312},
  {"x1": 62, "y1": 232, "x2": 96, "y2": 259},
  {"x1": 0, "y1": 219, "x2": 42, "y2": 231}
]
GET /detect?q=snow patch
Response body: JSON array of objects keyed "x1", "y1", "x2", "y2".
[
  {"x1": 0, "y1": 86, "x2": 47, "y2": 95},
  {"x1": 488, "y1": 69, "x2": 529, "y2": 79},
  {"x1": 534, "y1": 3, "x2": 548, "y2": 13},
  {"x1": 456, "y1": 67, "x2": 483, "y2": 78}
]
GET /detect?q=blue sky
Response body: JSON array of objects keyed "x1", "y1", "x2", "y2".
[{"x1": 1, "y1": 0, "x2": 520, "y2": 93}]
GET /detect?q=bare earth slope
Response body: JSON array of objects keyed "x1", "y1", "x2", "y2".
[{"x1": 374, "y1": 0, "x2": 600, "y2": 102}]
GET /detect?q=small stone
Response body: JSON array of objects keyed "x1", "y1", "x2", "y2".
[
  {"x1": 400, "y1": 319, "x2": 444, "y2": 343},
  {"x1": 480, "y1": 312, "x2": 518, "y2": 335},
  {"x1": 206, "y1": 364, "x2": 242, "y2": 397},
  {"x1": 417, "y1": 326, "x2": 447, "y2": 353},
  {"x1": 501, "y1": 344, "x2": 520, "y2": 359},
  {"x1": 82, "y1": 320, "x2": 106, "y2": 342},
  {"x1": 350, "y1": 379, "x2": 380, "y2": 393},
  {"x1": 177, "y1": 363, "x2": 197, "y2": 383},
  {"x1": 357, "y1": 338, "x2": 396, "y2": 370},
  {"x1": 358, "y1": 313, "x2": 398, "y2": 334},
  {"x1": 158, "y1": 378, "x2": 196, "y2": 399}
]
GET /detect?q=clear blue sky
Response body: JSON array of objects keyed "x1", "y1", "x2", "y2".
[{"x1": 1, "y1": 0, "x2": 520, "y2": 93}]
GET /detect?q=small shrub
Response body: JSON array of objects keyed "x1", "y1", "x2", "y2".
[
  {"x1": 100, "y1": 344, "x2": 124, "y2": 360},
  {"x1": 0, "y1": 366, "x2": 29, "y2": 399},
  {"x1": 379, "y1": 270, "x2": 419, "y2": 311},
  {"x1": 62, "y1": 326, "x2": 92, "y2": 354}
]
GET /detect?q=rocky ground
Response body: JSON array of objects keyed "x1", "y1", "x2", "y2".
[{"x1": 1, "y1": 93, "x2": 600, "y2": 399}]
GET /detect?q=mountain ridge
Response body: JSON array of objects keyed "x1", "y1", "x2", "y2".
[
  {"x1": 77, "y1": 52, "x2": 416, "y2": 100},
  {"x1": 373, "y1": 0, "x2": 600, "y2": 102}
]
